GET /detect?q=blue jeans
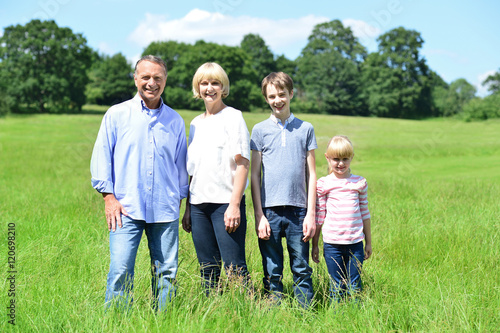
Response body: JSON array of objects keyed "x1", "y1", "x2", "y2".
[
  {"x1": 323, "y1": 241, "x2": 364, "y2": 301},
  {"x1": 105, "y1": 216, "x2": 179, "y2": 311},
  {"x1": 258, "y1": 206, "x2": 313, "y2": 307},
  {"x1": 190, "y1": 199, "x2": 250, "y2": 294}
]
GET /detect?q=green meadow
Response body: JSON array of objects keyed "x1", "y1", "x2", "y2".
[{"x1": 0, "y1": 108, "x2": 499, "y2": 332}]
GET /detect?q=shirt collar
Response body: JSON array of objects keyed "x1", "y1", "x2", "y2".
[
  {"x1": 134, "y1": 93, "x2": 163, "y2": 116},
  {"x1": 270, "y1": 113, "x2": 295, "y2": 126}
]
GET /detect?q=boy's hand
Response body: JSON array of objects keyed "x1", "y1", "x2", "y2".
[
  {"x1": 312, "y1": 245, "x2": 320, "y2": 263},
  {"x1": 255, "y1": 215, "x2": 271, "y2": 240},
  {"x1": 364, "y1": 243, "x2": 372, "y2": 260},
  {"x1": 302, "y1": 215, "x2": 316, "y2": 242}
]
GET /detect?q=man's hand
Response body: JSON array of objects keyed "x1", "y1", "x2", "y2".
[{"x1": 103, "y1": 193, "x2": 128, "y2": 232}]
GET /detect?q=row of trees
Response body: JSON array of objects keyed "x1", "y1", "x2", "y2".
[{"x1": 1, "y1": 19, "x2": 499, "y2": 120}]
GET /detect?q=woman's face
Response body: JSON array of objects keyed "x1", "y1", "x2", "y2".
[{"x1": 199, "y1": 78, "x2": 223, "y2": 103}]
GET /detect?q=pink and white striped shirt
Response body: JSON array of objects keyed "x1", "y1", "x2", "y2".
[{"x1": 316, "y1": 174, "x2": 370, "y2": 245}]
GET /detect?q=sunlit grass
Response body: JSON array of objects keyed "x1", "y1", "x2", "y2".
[{"x1": 0, "y1": 111, "x2": 498, "y2": 332}]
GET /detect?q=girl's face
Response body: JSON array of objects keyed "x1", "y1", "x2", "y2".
[
  {"x1": 326, "y1": 154, "x2": 352, "y2": 178},
  {"x1": 199, "y1": 78, "x2": 223, "y2": 103}
]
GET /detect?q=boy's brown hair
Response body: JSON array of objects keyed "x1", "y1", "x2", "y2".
[{"x1": 261, "y1": 72, "x2": 293, "y2": 98}]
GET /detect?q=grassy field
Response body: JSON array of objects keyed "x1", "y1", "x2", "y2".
[{"x1": 0, "y1": 108, "x2": 499, "y2": 332}]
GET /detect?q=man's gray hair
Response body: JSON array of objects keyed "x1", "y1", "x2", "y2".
[{"x1": 134, "y1": 55, "x2": 168, "y2": 76}]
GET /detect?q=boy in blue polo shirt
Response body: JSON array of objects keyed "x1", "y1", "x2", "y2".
[{"x1": 250, "y1": 72, "x2": 317, "y2": 307}]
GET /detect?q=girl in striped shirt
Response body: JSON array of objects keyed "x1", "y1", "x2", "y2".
[{"x1": 312, "y1": 135, "x2": 372, "y2": 302}]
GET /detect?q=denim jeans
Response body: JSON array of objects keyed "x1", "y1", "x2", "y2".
[
  {"x1": 190, "y1": 199, "x2": 250, "y2": 294},
  {"x1": 258, "y1": 206, "x2": 313, "y2": 307},
  {"x1": 105, "y1": 216, "x2": 179, "y2": 311},
  {"x1": 323, "y1": 241, "x2": 364, "y2": 301}
]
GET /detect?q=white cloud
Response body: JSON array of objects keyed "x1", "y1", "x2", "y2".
[{"x1": 128, "y1": 9, "x2": 329, "y2": 58}]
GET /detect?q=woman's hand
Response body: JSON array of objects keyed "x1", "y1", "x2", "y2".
[{"x1": 224, "y1": 203, "x2": 241, "y2": 233}]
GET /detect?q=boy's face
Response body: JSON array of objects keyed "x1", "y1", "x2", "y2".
[{"x1": 265, "y1": 84, "x2": 293, "y2": 120}]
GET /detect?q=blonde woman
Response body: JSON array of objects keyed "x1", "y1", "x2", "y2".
[{"x1": 182, "y1": 62, "x2": 251, "y2": 294}]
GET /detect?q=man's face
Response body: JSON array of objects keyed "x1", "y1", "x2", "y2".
[{"x1": 134, "y1": 60, "x2": 167, "y2": 109}]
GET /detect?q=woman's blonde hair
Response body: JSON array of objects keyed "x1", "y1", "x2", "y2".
[
  {"x1": 192, "y1": 62, "x2": 230, "y2": 99},
  {"x1": 326, "y1": 135, "x2": 354, "y2": 174}
]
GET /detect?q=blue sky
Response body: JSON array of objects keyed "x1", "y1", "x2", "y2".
[{"x1": 1, "y1": 0, "x2": 499, "y2": 96}]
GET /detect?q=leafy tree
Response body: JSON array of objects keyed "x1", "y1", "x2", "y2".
[
  {"x1": 240, "y1": 34, "x2": 277, "y2": 80},
  {"x1": 432, "y1": 76, "x2": 476, "y2": 117},
  {"x1": 0, "y1": 61, "x2": 11, "y2": 116},
  {"x1": 450, "y1": 78, "x2": 476, "y2": 106},
  {"x1": 275, "y1": 54, "x2": 297, "y2": 78},
  {"x1": 296, "y1": 20, "x2": 367, "y2": 115},
  {"x1": 143, "y1": 41, "x2": 193, "y2": 108},
  {"x1": 143, "y1": 40, "x2": 261, "y2": 111},
  {"x1": 86, "y1": 52, "x2": 135, "y2": 105},
  {"x1": 482, "y1": 68, "x2": 500, "y2": 95},
  {"x1": 462, "y1": 94, "x2": 500, "y2": 121},
  {"x1": 0, "y1": 20, "x2": 92, "y2": 113},
  {"x1": 361, "y1": 27, "x2": 432, "y2": 119},
  {"x1": 143, "y1": 40, "x2": 191, "y2": 74},
  {"x1": 240, "y1": 34, "x2": 277, "y2": 109},
  {"x1": 428, "y1": 70, "x2": 453, "y2": 116}
]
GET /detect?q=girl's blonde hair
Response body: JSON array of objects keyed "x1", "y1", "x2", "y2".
[
  {"x1": 192, "y1": 62, "x2": 230, "y2": 99},
  {"x1": 326, "y1": 135, "x2": 354, "y2": 174}
]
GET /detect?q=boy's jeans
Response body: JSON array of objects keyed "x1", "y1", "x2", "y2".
[
  {"x1": 258, "y1": 206, "x2": 314, "y2": 307},
  {"x1": 105, "y1": 216, "x2": 179, "y2": 311},
  {"x1": 323, "y1": 241, "x2": 364, "y2": 301}
]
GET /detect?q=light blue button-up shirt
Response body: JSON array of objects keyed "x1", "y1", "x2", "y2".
[{"x1": 90, "y1": 94, "x2": 189, "y2": 223}]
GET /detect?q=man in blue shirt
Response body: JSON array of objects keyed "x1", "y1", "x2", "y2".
[{"x1": 90, "y1": 55, "x2": 189, "y2": 311}]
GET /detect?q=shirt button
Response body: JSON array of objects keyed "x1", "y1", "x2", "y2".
[
  {"x1": 149, "y1": 172, "x2": 152, "y2": 175},
  {"x1": 148, "y1": 187, "x2": 151, "y2": 191}
]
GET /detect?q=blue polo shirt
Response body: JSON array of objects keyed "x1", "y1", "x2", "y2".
[{"x1": 250, "y1": 114, "x2": 317, "y2": 208}]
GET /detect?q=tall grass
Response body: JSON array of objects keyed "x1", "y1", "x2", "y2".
[{"x1": 0, "y1": 110, "x2": 498, "y2": 332}]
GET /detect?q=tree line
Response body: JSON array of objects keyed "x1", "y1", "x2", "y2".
[{"x1": 1, "y1": 19, "x2": 499, "y2": 120}]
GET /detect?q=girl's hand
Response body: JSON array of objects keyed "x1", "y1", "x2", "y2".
[{"x1": 364, "y1": 243, "x2": 372, "y2": 260}]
